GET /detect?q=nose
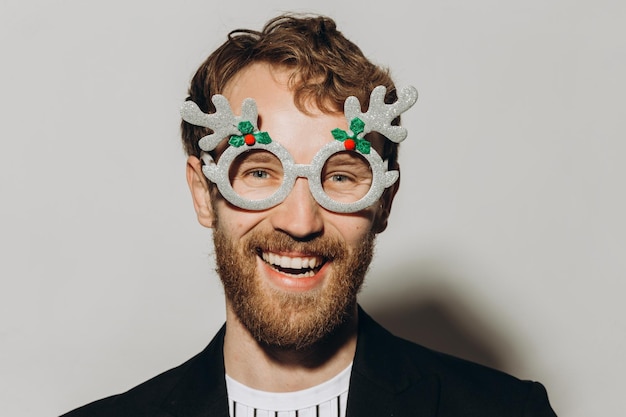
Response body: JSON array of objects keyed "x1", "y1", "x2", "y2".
[{"x1": 269, "y1": 177, "x2": 324, "y2": 240}]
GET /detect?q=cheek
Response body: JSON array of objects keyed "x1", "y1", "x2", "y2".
[
  {"x1": 327, "y1": 210, "x2": 377, "y2": 243},
  {"x1": 214, "y1": 201, "x2": 267, "y2": 237},
  {"x1": 214, "y1": 196, "x2": 378, "y2": 240}
]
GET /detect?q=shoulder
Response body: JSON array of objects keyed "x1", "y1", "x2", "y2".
[
  {"x1": 355, "y1": 308, "x2": 557, "y2": 416},
  {"x1": 60, "y1": 352, "x2": 198, "y2": 417},
  {"x1": 60, "y1": 326, "x2": 227, "y2": 417},
  {"x1": 403, "y1": 339, "x2": 556, "y2": 416}
]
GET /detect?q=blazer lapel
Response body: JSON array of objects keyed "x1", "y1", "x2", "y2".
[
  {"x1": 155, "y1": 310, "x2": 440, "y2": 417},
  {"x1": 346, "y1": 308, "x2": 441, "y2": 417},
  {"x1": 161, "y1": 325, "x2": 230, "y2": 417}
]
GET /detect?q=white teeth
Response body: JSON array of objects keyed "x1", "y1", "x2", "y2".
[
  {"x1": 261, "y1": 252, "x2": 322, "y2": 270},
  {"x1": 290, "y1": 257, "x2": 303, "y2": 269}
]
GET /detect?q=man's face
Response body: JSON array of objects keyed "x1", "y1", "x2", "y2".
[{"x1": 191, "y1": 63, "x2": 392, "y2": 349}]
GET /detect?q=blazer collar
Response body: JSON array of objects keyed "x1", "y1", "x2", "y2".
[
  {"x1": 161, "y1": 325, "x2": 230, "y2": 417},
  {"x1": 158, "y1": 308, "x2": 441, "y2": 417},
  {"x1": 346, "y1": 307, "x2": 441, "y2": 417}
]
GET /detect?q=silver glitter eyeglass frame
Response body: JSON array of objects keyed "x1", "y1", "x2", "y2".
[{"x1": 181, "y1": 85, "x2": 418, "y2": 213}]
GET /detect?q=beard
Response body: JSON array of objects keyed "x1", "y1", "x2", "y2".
[{"x1": 212, "y1": 225, "x2": 375, "y2": 350}]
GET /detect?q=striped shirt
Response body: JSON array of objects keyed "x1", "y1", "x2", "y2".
[{"x1": 226, "y1": 364, "x2": 352, "y2": 417}]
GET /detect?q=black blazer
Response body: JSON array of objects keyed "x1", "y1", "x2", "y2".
[{"x1": 62, "y1": 308, "x2": 557, "y2": 416}]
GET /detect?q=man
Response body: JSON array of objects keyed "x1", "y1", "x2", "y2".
[{"x1": 62, "y1": 14, "x2": 557, "y2": 417}]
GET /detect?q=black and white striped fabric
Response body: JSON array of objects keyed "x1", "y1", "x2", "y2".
[{"x1": 226, "y1": 364, "x2": 351, "y2": 417}]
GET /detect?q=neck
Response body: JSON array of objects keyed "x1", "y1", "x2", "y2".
[{"x1": 223, "y1": 303, "x2": 359, "y2": 392}]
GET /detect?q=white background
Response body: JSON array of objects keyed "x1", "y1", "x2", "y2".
[{"x1": 1, "y1": 1, "x2": 624, "y2": 416}]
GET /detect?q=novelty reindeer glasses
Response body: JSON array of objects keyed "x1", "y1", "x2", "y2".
[{"x1": 180, "y1": 86, "x2": 418, "y2": 213}]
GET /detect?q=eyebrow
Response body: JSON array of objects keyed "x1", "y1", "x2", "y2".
[
  {"x1": 324, "y1": 154, "x2": 370, "y2": 168},
  {"x1": 238, "y1": 151, "x2": 281, "y2": 164}
]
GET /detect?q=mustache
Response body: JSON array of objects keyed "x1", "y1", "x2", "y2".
[{"x1": 243, "y1": 230, "x2": 347, "y2": 260}]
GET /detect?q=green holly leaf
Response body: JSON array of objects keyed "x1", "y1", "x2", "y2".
[
  {"x1": 255, "y1": 132, "x2": 272, "y2": 144},
  {"x1": 331, "y1": 128, "x2": 348, "y2": 141},
  {"x1": 237, "y1": 121, "x2": 254, "y2": 134},
  {"x1": 229, "y1": 135, "x2": 245, "y2": 147},
  {"x1": 355, "y1": 138, "x2": 371, "y2": 154},
  {"x1": 350, "y1": 118, "x2": 365, "y2": 136}
]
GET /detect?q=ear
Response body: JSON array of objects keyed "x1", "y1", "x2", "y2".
[
  {"x1": 372, "y1": 165, "x2": 400, "y2": 234},
  {"x1": 186, "y1": 156, "x2": 215, "y2": 228}
]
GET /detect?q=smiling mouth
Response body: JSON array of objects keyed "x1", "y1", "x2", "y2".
[{"x1": 260, "y1": 250, "x2": 326, "y2": 278}]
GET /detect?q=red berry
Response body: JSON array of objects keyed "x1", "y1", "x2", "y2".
[
  {"x1": 344, "y1": 139, "x2": 356, "y2": 150},
  {"x1": 244, "y1": 134, "x2": 256, "y2": 145}
]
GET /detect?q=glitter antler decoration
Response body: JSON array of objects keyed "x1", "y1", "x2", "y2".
[
  {"x1": 180, "y1": 95, "x2": 259, "y2": 151},
  {"x1": 179, "y1": 85, "x2": 418, "y2": 213},
  {"x1": 343, "y1": 85, "x2": 418, "y2": 143}
]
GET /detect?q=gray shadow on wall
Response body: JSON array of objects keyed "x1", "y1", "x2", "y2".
[{"x1": 361, "y1": 259, "x2": 520, "y2": 374}]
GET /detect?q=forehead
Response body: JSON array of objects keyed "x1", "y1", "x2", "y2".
[
  {"x1": 222, "y1": 62, "x2": 321, "y2": 114},
  {"x1": 220, "y1": 62, "x2": 385, "y2": 155},
  {"x1": 222, "y1": 62, "x2": 344, "y2": 122},
  {"x1": 221, "y1": 63, "x2": 346, "y2": 157}
]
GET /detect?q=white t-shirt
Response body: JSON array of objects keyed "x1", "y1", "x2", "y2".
[{"x1": 225, "y1": 363, "x2": 352, "y2": 417}]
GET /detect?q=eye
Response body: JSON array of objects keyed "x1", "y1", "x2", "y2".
[
  {"x1": 322, "y1": 171, "x2": 360, "y2": 190},
  {"x1": 239, "y1": 166, "x2": 282, "y2": 184},
  {"x1": 228, "y1": 150, "x2": 284, "y2": 200},
  {"x1": 249, "y1": 169, "x2": 270, "y2": 179},
  {"x1": 320, "y1": 151, "x2": 373, "y2": 203},
  {"x1": 329, "y1": 173, "x2": 352, "y2": 183}
]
